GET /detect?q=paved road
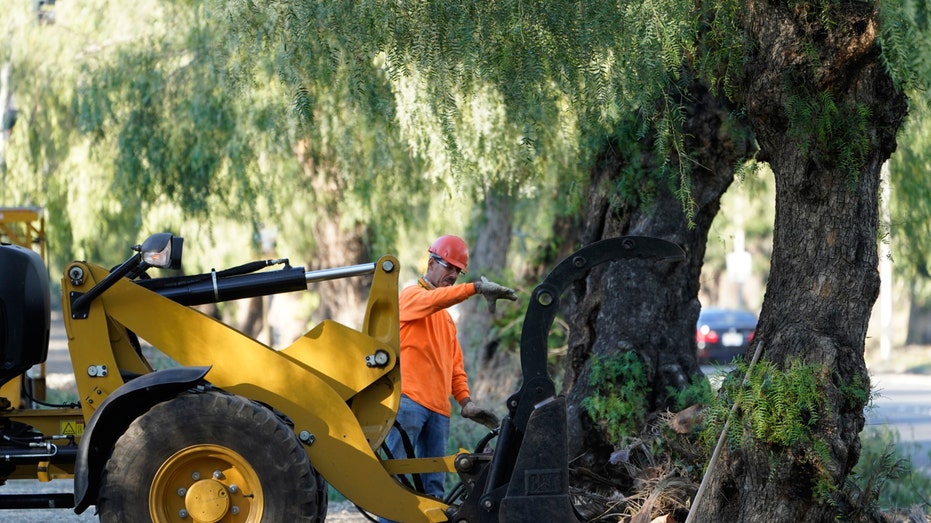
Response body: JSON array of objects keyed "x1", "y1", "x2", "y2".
[
  {"x1": 865, "y1": 372, "x2": 931, "y2": 473},
  {"x1": 702, "y1": 364, "x2": 931, "y2": 474}
]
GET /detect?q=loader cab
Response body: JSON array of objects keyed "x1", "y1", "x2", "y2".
[
  {"x1": 0, "y1": 243, "x2": 50, "y2": 388},
  {"x1": 0, "y1": 207, "x2": 50, "y2": 406}
]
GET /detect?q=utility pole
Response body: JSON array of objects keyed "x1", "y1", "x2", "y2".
[{"x1": 879, "y1": 161, "x2": 893, "y2": 360}]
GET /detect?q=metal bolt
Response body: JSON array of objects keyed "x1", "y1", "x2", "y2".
[
  {"x1": 179, "y1": 509, "x2": 189, "y2": 518},
  {"x1": 572, "y1": 255, "x2": 586, "y2": 268},
  {"x1": 212, "y1": 470, "x2": 224, "y2": 480},
  {"x1": 229, "y1": 484, "x2": 239, "y2": 494},
  {"x1": 382, "y1": 260, "x2": 395, "y2": 272},
  {"x1": 68, "y1": 266, "x2": 84, "y2": 285},
  {"x1": 455, "y1": 456, "x2": 473, "y2": 472},
  {"x1": 230, "y1": 506, "x2": 240, "y2": 515},
  {"x1": 191, "y1": 471, "x2": 201, "y2": 481},
  {"x1": 299, "y1": 431, "x2": 315, "y2": 445},
  {"x1": 177, "y1": 487, "x2": 187, "y2": 497},
  {"x1": 481, "y1": 498, "x2": 494, "y2": 510},
  {"x1": 537, "y1": 291, "x2": 553, "y2": 306}
]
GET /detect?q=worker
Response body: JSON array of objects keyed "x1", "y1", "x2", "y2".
[{"x1": 381, "y1": 234, "x2": 518, "y2": 514}]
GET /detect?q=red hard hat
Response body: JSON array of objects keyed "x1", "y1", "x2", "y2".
[{"x1": 428, "y1": 235, "x2": 469, "y2": 272}]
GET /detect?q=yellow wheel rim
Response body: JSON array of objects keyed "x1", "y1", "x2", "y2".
[{"x1": 150, "y1": 444, "x2": 263, "y2": 522}]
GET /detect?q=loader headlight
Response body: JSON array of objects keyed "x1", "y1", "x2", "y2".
[{"x1": 141, "y1": 233, "x2": 184, "y2": 270}]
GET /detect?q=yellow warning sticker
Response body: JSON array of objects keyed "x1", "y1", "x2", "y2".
[{"x1": 61, "y1": 420, "x2": 85, "y2": 437}]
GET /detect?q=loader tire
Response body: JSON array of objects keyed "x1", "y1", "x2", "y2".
[{"x1": 97, "y1": 391, "x2": 327, "y2": 522}]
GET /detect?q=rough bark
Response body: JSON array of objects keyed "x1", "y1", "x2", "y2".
[
  {"x1": 280, "y1": 149, "x2": 375, "y2": 331},
  {"x1": 906, "y1": 293, "x2": 931, "y2": 345},
  {"x1": 307, "y1": 219, "x2": 372, "y2": 328},
  {"x1": 457, "y1": 186, "x2": 517, "y2": 401},
  {"x1": 565, "y1": 81, "x2": 754, "y2": 492},
  {"x1": 694, "y1": 1, "x2": 908, "y2": 521}
]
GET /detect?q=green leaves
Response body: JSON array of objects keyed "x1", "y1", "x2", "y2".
[
  {"x1": 785, "y1": 91, "x2": 871, "y2": 185},
  {"x1": 581, "y1": 352, "x2": 649, "y2": 444},
  {"x1": 699, "y1": 358, "x2": 852, "y2": 500},
  {"x1": 704, "y1": 359, "x2": 824, "y2": 448}
]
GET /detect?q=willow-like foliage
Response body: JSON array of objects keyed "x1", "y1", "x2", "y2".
[{"x1": 5, "y1": 0, "x2": 928, "y2": 269}]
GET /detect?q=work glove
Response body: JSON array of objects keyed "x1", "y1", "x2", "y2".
[
  {"x1": 474, "y1": 276, "x2": 518, "y2": 313},
  {"x1": 461, "y1": 400, "x2": 500, "y2": 430}
]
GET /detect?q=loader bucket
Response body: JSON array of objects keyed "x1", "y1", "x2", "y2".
[{"x1": 498, "y1": 396, "x2": 576, "y2": 522}]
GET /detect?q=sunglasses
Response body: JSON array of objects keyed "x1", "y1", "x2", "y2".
[{"x1": 432, "y1": 255, "x2": 462, "y2": 275}]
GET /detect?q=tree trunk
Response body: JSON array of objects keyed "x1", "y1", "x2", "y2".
[
  {"x1": 906, "y1": 288, "x2": 931, "y2": 345},
  {"x1": 694, "y1": 1, "x2": 908, "y2": 521},
  {"x1": 458, "y1": 185, "x2": 517, "y2": 401},
  {"x1": 292, "y1": 149, "x2": 375, "y2": 331},
  {"x1": 565, "y1": 80, "x2": 753, "y2": 495},
  {"x1": 307, "y1": 219, "x2": 372, "y2": 328}
]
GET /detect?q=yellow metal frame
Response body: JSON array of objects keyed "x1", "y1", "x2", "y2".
[
  {"x1": 4, "y1": 408, "x2": 83, "y2": 480},
  {"x1": 0, "y1": 206, "x2": 47, "y2": 261},
  {"x1": 62, "y1": 255, "x2": 451, "y2": 522}
]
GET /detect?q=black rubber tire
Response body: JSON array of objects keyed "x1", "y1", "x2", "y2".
[{"x1": 97, "y1": 391, "x2": 326, "y2": 522}]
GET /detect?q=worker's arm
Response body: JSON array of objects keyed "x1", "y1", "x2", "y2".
[{"x1": 399, "y1": 281, "x2": 475, "y2": 321}]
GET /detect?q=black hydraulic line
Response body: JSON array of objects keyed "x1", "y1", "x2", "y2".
[
  {"x1": 21, "y1": 379, "x2": 80, "y2": 409},
  {"x1": 70, "y1": 252, "x2": 142, "y2": 318},
  {"x1": 472, "y1": 427, "x2": 498, "y2": 454},
  {"x1": 483, "y1": 416, "x2": 518, "y2": 496},
  {"x1": 137, "y1": 259, "x2": 291, "y2": 291},
  {"x1": 380, "y1": 421, "x2": 425, "y2": 494},
  {"x1": 0, "y1": 444, "x2": 78, "y2": 465}
]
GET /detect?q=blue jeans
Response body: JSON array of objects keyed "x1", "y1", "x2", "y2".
[{"x1": 378, "y1": 395, "x2": 450, "y2": 523}]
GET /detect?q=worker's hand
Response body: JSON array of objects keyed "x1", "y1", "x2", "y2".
[
  {"x1": 461, "y1": 400, "x2": 500, "y2": 430},
  {"x1": 474, "y1": 277, "x2": 517, "y2": 313}
]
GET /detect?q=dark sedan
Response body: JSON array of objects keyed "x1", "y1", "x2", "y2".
[{"x1": 696, "y1": 308, "x2": 757, "y2": 364}]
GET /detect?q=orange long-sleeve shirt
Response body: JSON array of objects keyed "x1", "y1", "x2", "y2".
[{"x1": 398, "y1": 278, "x2": 478, "y2": 417}]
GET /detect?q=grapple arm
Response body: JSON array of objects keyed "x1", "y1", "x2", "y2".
[{"x1": 452, "y1": 236, "x2": 685, "y2": 522}]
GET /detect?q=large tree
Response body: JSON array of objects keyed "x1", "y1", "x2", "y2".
[
  {"x1": 564, "y1": 79, "x2": 755, "y2": 509},
  {"x1": 692, "y1": 0, "x2": 909, "y2": 520},
  {"x1": 569, "y1": 0, "x2": 916, "y2": 520},
  {"x1": 4, "y1": 1, "x2": 927, "y2": 521},
  {"x1": 306, "y1": 2, "x2": 917, "y2": 521}
]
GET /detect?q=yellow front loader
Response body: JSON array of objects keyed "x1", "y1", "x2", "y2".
[{"x1": 0, "y1": 231, "x2": 684, "y2": 521}]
